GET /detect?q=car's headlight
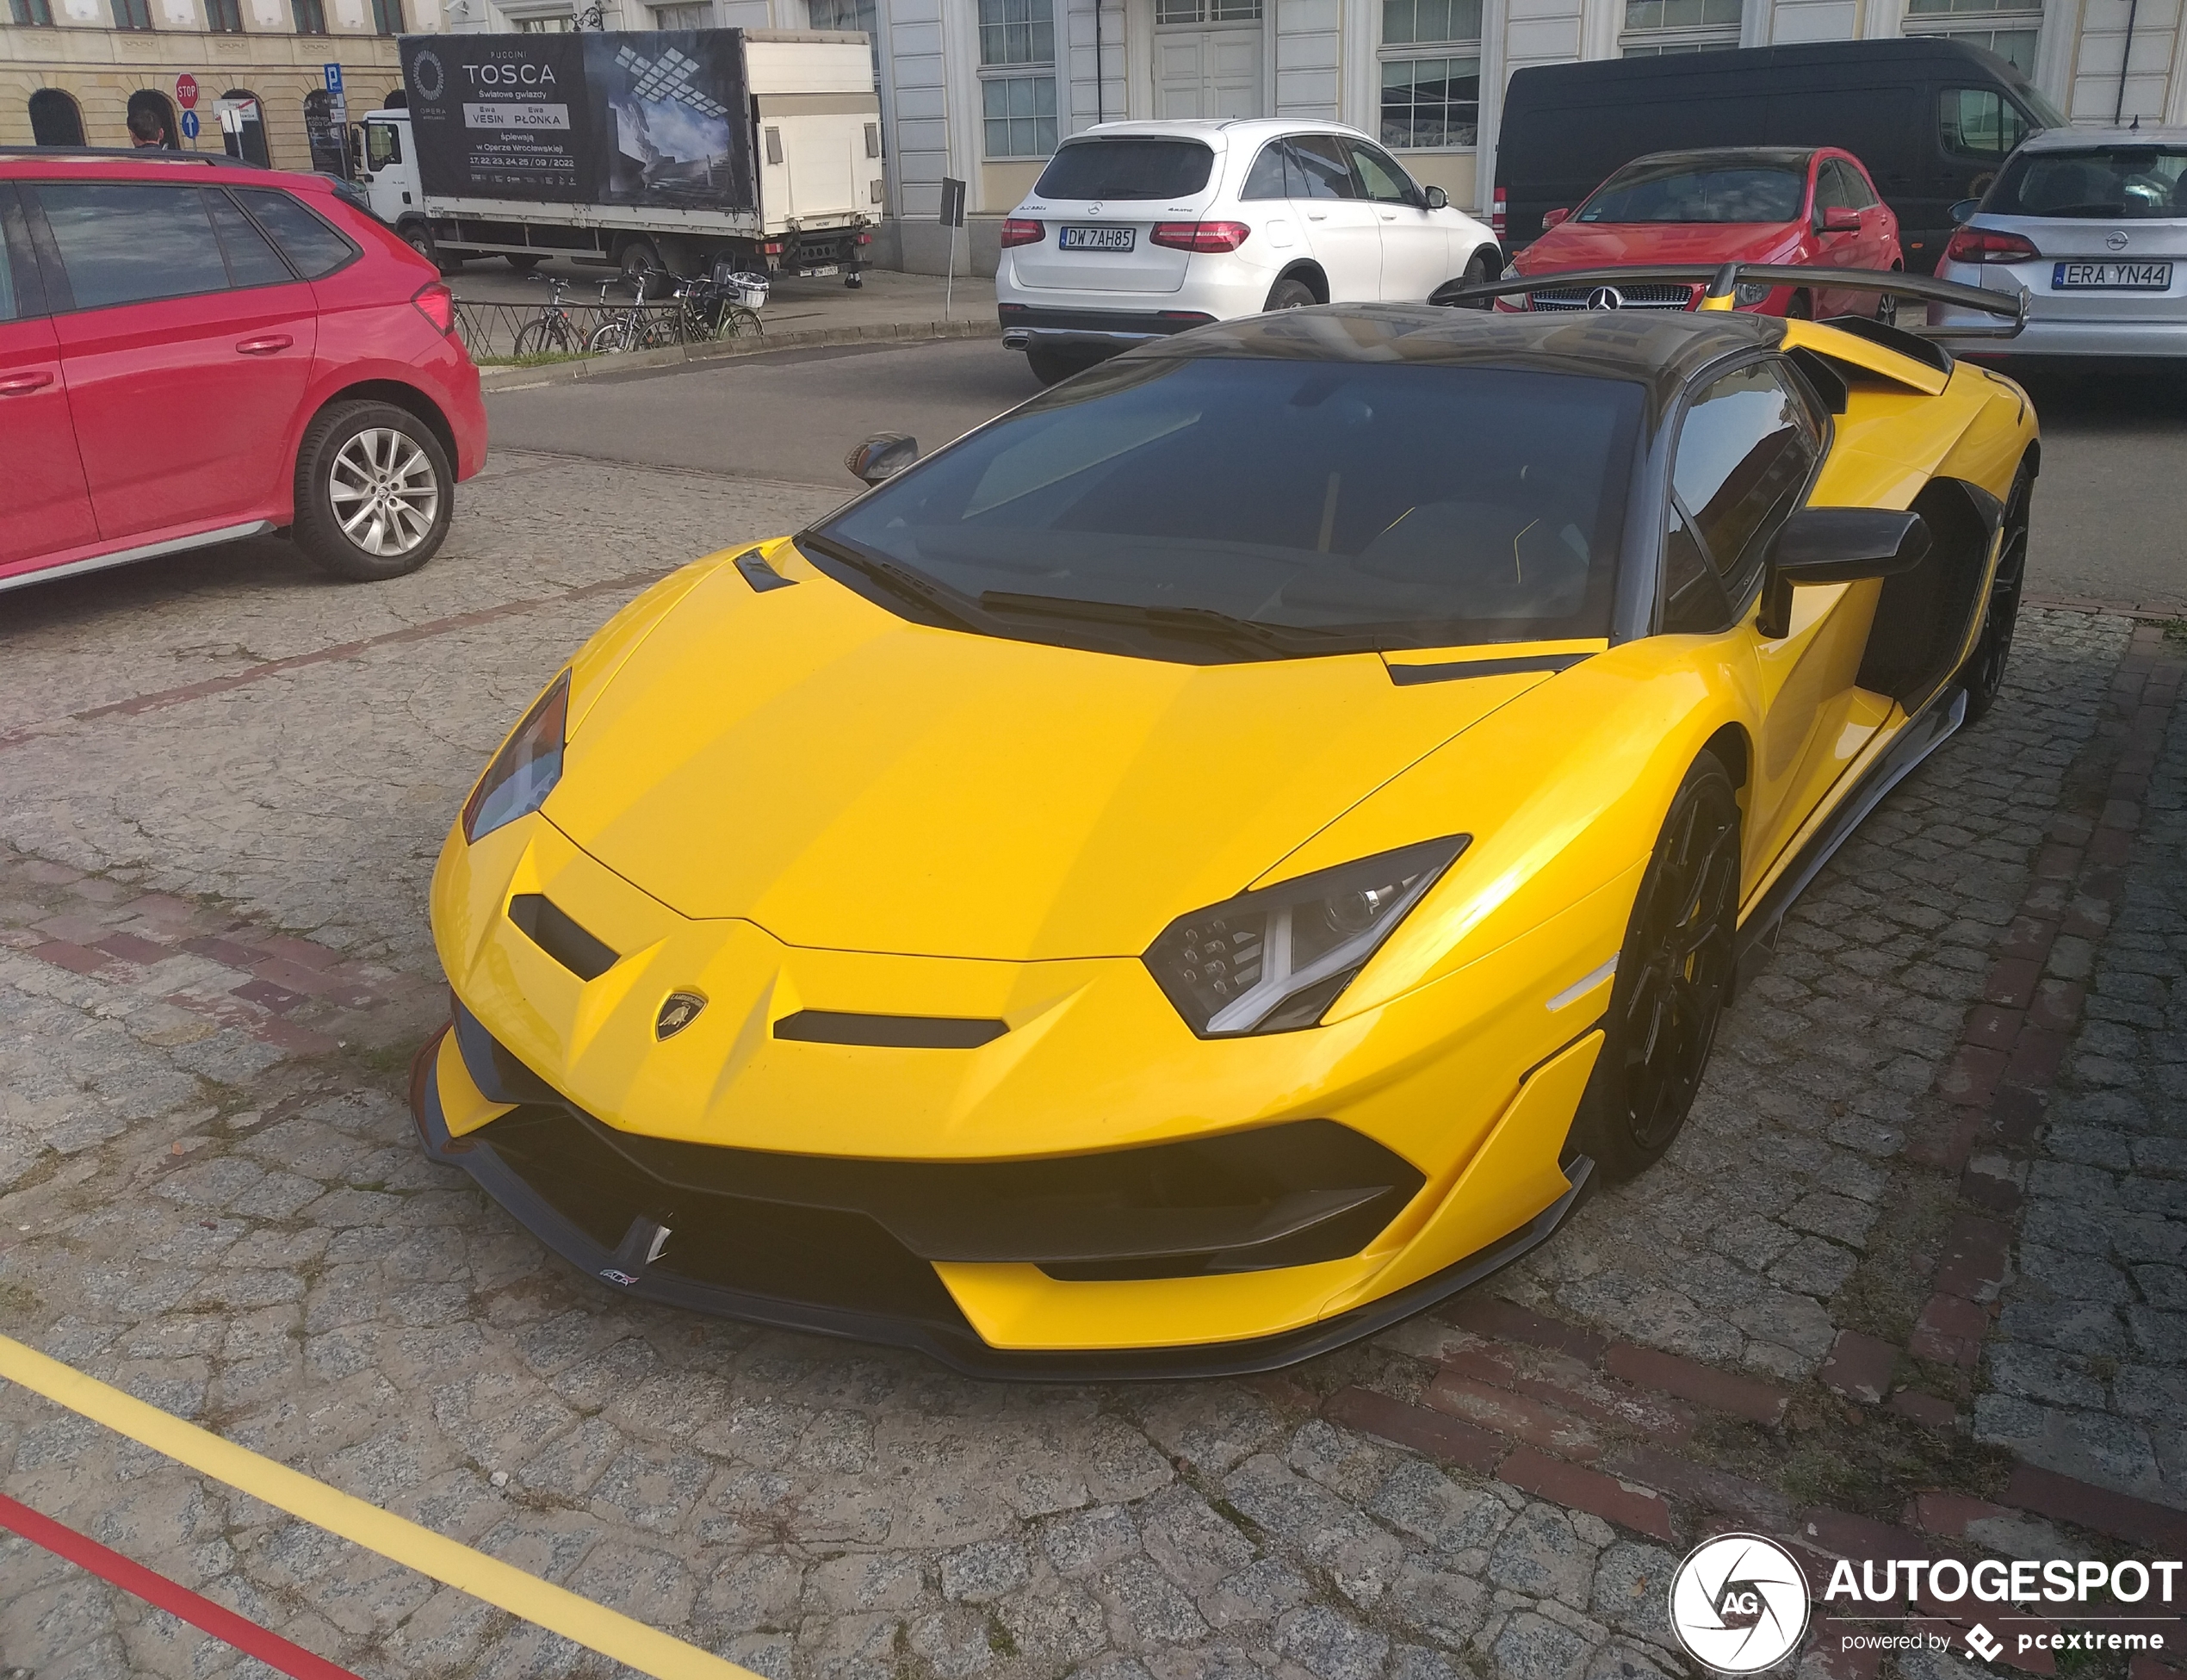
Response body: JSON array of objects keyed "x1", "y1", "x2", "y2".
[
  {"x1": 1143, "y1": 836, "x2": 1469, "y2": 1037},
  {"x1": 462, "y1": 673, "x2": 569, "y2": 843},
  {"x1": 1734, "y1": 281, "x2": 1773, "y2": 307},
  {"x1": 1500, "y1": 263, "x2": 1520, "y2": 281}
]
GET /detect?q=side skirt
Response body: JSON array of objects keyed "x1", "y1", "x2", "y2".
[
  {"x1": 1733, "y1": 685, "x2": 1969, "y2": 993},
  {"x1": 0, "y1": 521, "x2": 276, "y2": 596}
]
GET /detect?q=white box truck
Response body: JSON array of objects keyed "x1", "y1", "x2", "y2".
[{"x1": 359, "y1": 28, "x2": 882, "y2": 288}]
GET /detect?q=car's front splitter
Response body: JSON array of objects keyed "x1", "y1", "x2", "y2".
[{"x1": 408, "y1": 1027, "x2": 1593, "y2": 1381}]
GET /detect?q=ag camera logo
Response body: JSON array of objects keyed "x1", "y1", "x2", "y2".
[{"x1": 1669, "y1": 1533, "x2": 1812, "y2": 1672}]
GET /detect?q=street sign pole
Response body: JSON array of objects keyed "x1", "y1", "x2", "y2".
[{"x1": 939, "y1": 177, "x2": 966, "y2": 322}]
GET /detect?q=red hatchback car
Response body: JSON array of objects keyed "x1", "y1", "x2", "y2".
[
  {"x1": 1, "y1": 149, "x2": 485, "y2": 593},
  {"x1": 1503, "y1": 146, "x2": 1904, "y2": 320}
]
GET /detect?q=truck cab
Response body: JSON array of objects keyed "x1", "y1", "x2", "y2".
[{"x1": 358, "y1": 110, "x2": 427, "y2": 256}]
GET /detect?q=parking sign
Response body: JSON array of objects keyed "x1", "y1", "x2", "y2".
[{"x1": 324, "y1": 62, "x2": 343, "y2": 93}]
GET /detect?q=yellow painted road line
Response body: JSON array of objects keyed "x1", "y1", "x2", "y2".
[{"x1": 0, "y1": 1332, "x2": 757, "y2": 1680}]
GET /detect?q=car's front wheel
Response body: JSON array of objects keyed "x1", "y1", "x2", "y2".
[
  {"x1": 1571, "y1": 752, "x2": 1742, "y2": 1181},
  {"x1": 1960, "y1": 462, "x2": 2031, "y2": 722},
  {"x1": 291, "y1": 400, "x2": 454, "y2": 582},
  {"x1": 1449, "y1": 247, "x2": 1497, "y2": 310}
]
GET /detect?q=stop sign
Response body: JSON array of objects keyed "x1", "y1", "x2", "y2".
[{"x1": 176, "y1": 73, "x2": 199, "y2": 109}]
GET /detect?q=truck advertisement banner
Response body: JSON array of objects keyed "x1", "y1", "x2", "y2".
[{"x1": 399, "y1": 31, "x2": 753, "y2": 213}]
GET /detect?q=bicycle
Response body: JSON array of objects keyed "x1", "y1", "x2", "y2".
[
  {"x1": 509, "y1": 275, "x2": 601, "y2": 358},
  {"x1": 585, "y1": 268, "x2": 681, "y2": 356}
]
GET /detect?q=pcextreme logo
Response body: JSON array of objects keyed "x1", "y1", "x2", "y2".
[{"x1": 1668, "y1": 1533, "x2": 1812, "y2": 1672}]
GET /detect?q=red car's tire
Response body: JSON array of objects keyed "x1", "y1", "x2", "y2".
[{"x1": 291, "y1": 400, "x2": 454, "y2": 583}]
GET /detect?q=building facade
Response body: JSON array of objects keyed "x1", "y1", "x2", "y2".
[{"x1": 9, "y1": 0, "x2": 2185, "y2": 265}]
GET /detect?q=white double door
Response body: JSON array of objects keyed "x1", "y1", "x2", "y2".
[{"x1": 1155, "y1": 23, "x2": 1263, "y2": 120}]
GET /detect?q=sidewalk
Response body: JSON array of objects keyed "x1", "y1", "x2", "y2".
[{"x1": 451, "y1": 262, "x2": 1001, "y2": 393}]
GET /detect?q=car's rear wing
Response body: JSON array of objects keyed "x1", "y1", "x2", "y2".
[{"x1": 1429, "y1": 262, "x2": 2029, "y2": 341}]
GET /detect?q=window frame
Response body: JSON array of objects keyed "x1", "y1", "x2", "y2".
[
  {"x1": 1935, "y1": 84, "x2": 2034, "y2": 164},
  {"x1": 369, "y1": 0, "x2": 404, "y2": 34},
  {"x1": 290, "y1": 0, "x2": 326, "y2": 28},
  {"x1": 1654, "y1": 350, "x2": 1833, "y2": 636},
  {"x1": 109, "y1": 0, "x2": 153, "y2": 28},
  {"x1": 1377, "y1": 0, "x2": 1480, "y2": 153},
  {"x1": 11, "y1": 0, "x2": 57, "y2": 22},
  {"x1": 1345, "y1": 137, "x2": 1428, "y2": 208},
  {"x1": 977, "y1": 0, "x2": 1057, "y2": 163},
  {"x1": 1616, "y1": 0, "x2": 1740, "y2": 59},
  {"x1": 18, "y1": 180, "x2": 249, "y2": 316},
  {"x1": 232, "y1": 185, "x2": 362, "y2": 281}
]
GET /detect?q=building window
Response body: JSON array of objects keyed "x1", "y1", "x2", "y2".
[
  {"x1": 1380, "y1": 57, "x2": 1478, "y2": 147},
  {"x1": 511, "y1": 10, "x2": 573, "y2": 24},
  {"x1": 654, "y1": 1, "x2": 709, "y2": 22},
  {"x1": 12, "y1": 0, "x2": 57, "y2": 22},
  {"x1": 292, "y1": 0, "x2": 325, "y2": 29},
  {"x1": 1902, "y1": 0, "x2": 2038, "y2": 75},
  {"x1": 208, "y1": 0, "x2": 244, "y2": 29},
  {"x1": 1378, "y1": 0, "x2": 1478, "y2": 149},
  {"x1": 111, "y1": 0, "x2": 153, "y2": 28},
  {"x1": 1619, "y1": 0, "x2": 1739, "y2": 54},
  {"x1": 370, "y1": 0, "x2": 404, "y2": 32},
  {"x1": 982, "y1": 75, "x2": 1056, "y2": 158},
  {"x1": 807, "y1": 0, "x2": 873, "y2": 29},
  {"x1": 29, "y1": 89, "x2": 84, "y2": 141},
  {"x1": 1155, "y1": 0, "x2": 1260, "y2": 18},
  {"x1": 979, "y1": 0, "x2": 1055, "y2": 158}
]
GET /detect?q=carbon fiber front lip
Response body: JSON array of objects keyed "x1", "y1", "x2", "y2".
[{"x1": 408, "y1": 1031, "x2": 1592, "y2": 1381}]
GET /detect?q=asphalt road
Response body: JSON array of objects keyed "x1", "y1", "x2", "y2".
[
  {"x1": 486, "y1": 334, "x2": 2187, "y2": 614},
  {"x1": 486, "y1": 337, "x2": 1041, "y2": 494}
]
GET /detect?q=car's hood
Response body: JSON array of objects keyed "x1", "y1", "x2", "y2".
[
  {"x1": 547, "y1": 558, "x2": 1552, "y2": 962},
  {"x1": 1521, "y1": 220, "x2": 1806, "y2": 270}
]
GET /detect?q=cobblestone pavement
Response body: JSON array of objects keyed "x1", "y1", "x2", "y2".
[{"x1": 1, "y1": 458, "x2": 2183, "y2": 1680}]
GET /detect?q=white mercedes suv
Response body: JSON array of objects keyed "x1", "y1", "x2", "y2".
[{"x1": 996, "y1": 119, "x2": 1501, "y2": 384}]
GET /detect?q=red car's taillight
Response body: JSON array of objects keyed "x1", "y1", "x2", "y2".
[
  {"x1": 1150, "y1": 220, "x2": 1250, "y2": 253},
  {"x1": 1943, "y1": 226, "x2": 2041, "y2": 264},
  {"x1": 412, "y1": 282, "x2": 455, "y2": 335},
  {"x1": 1001, "y1": 218, "x2": 1045, "y2": 248},
  {"x1": 1491, "y1": 186, "x2": 1508, "y2": 239}
]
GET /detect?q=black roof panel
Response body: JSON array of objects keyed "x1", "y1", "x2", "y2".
[{"x1": 1138, "y1": 303, "x2": 1783, "y2": 406}]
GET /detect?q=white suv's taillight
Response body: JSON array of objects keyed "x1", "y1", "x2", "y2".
[
  {"x1": 1001, "y1": 219, "x2": 1045, "y2": 248},
  {"x1": 1150, "y1": 221, "x2": 1250, "y2": 253}
]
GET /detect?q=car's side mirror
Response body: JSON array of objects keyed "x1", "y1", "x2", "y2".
[
  {"x1": 1948, "y1": 197, "x2": 1981, "y2": 225},
  {"x1": 1541, "y1": 207, "x2": 1571, "y2": 230},
  {"x1": 1756, "y1": 507, "x2": 1930, "y2": 638},
  {"x1": 1423, "y1": 185, "x2": 1448, "y2": 210},
  {"x1": 846, "y1": 432, "x2": 918, "y2": 486},
  {"x1": 1819, "y1": 206, "x2": 1862, "y2": 233}
]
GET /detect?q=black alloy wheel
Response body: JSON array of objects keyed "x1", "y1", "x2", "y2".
[
  {"x1": 1572, "y1": 753, "x2": 1742, "y2": 1181},
  {"x1": 1263, "y1": 276, "x2": 1317, "y2": 311},
  {"x1": 1876, "y1": 264, "x2": 1904, "y2": 328},
  {"x1": 1961, "y1": 462, "x2": 2031, "y2": 722}
]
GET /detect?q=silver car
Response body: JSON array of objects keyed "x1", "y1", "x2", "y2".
[{"x1": 1934, "y1": 124, "x2": 2187, "y2": 356}]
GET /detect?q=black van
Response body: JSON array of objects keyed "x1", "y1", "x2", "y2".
[{"x1": 1495, "y1": 39, "x2": 2063, "y2": 272}]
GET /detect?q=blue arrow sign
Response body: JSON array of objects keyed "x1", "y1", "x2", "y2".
[{"x1": 180, "y1": 108, "x2": 200, "y2": 139}]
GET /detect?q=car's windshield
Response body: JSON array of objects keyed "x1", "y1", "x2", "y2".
[
  {"x1": 1033, "y1": 139, "x2": 1215, "y2": 201},
  {"x1": 1577, "y1": 158, "x2": 1806, "y2": 224},
  {"x1": 1988, "y1": 145, "x2": 2187, "y2": 219},
  {"x1": 810, "y1": 356, "x2": 1643, "y2": 660}
]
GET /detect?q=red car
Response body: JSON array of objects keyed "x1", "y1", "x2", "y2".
[
  {"x1": 1502, "y1": 146, "x2": 1904, "y2": 321},
  {"x1": 2, "y1": 149, "x2": 486, "y2": 594}
]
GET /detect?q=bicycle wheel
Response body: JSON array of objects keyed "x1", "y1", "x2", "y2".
[
  {"x1": 637, "y1": 312, "x2": 682, "y2": 350},
  {"x1": 585, "y1": 319, "x2": 632, "y2": 355},
  {"x1": 711, "y1": 305, "x2": 763, "y2": 341},
  {"x1": 511, "y1": 316, "x2": 572, "y2": 357}
]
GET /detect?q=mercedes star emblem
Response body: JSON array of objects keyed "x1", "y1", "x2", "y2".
[{"x1": 1586, "y1": 286, "x2": 1625, "y2": 311}]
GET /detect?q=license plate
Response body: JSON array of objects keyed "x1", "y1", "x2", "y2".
[
  {"x1": 1059, "y1": 226, "x2": 1136, "y2": 251},
  {"x1": 2053, "y1": 260, "x2": 2172, "y2": 290},
  {"x1": 799, "y1": 263, "x2": 839, "y2": 277}
]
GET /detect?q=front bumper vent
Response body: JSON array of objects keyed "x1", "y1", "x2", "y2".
[
  {"x1": 774, "y1": 1010, "x2": 1007, "y2": 1049},
  {"x1": 507, "y1": 893, "x2": 617, "y2": 981}
]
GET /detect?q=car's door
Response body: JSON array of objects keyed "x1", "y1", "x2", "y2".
[
  {"x1": 1344, "y1": 139, "x2": 1450, "y2": 300},
  {"x1": 0, "y1": 183, "x2": 99, "y2": 574},
  {"x1": 1283, "y1": 134, "x2": 1383, "y2": 301},
  {"x1": 29, "y1": 178, "x2": 318, "y2": 542},
  {"x1": 1810, "y1": 158, "x2": 1867, "y2": 319},
  {"x1": 1661, "y1": 356, "x2": 1881, "y2": 879}
]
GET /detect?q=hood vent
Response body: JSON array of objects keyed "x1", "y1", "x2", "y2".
[
  {"x1": 775, "y1": 1010, "x2": 1007, "y2": 1049},
  {"x1": 508, "y1": 893, "x2": 618, "y2": 982}
]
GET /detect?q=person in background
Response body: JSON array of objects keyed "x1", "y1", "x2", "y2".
[{"x1": 128, "y1": 107, "x2": 166, "y2": 147}]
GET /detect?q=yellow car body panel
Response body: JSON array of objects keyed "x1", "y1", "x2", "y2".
[{"x1": 415, "y1": 307, "x2": 2038, "y2": 1373}]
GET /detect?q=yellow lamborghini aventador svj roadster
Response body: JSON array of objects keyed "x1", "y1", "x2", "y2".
[{"x1": 412, "y1": 264, "x2": 2035, "y2": 1376}]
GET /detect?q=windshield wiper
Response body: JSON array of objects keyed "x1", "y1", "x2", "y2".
[
  {"x1": 977, "y1": 592, "x2": 1346, "y2": 658},
  {"x1": 796, "y1": 534, "x2": 988, "y2": 633}
]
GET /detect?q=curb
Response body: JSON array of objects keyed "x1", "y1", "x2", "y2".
[{"x1": 479, "y1": 316, "x2": 1001, "y2": 393}]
